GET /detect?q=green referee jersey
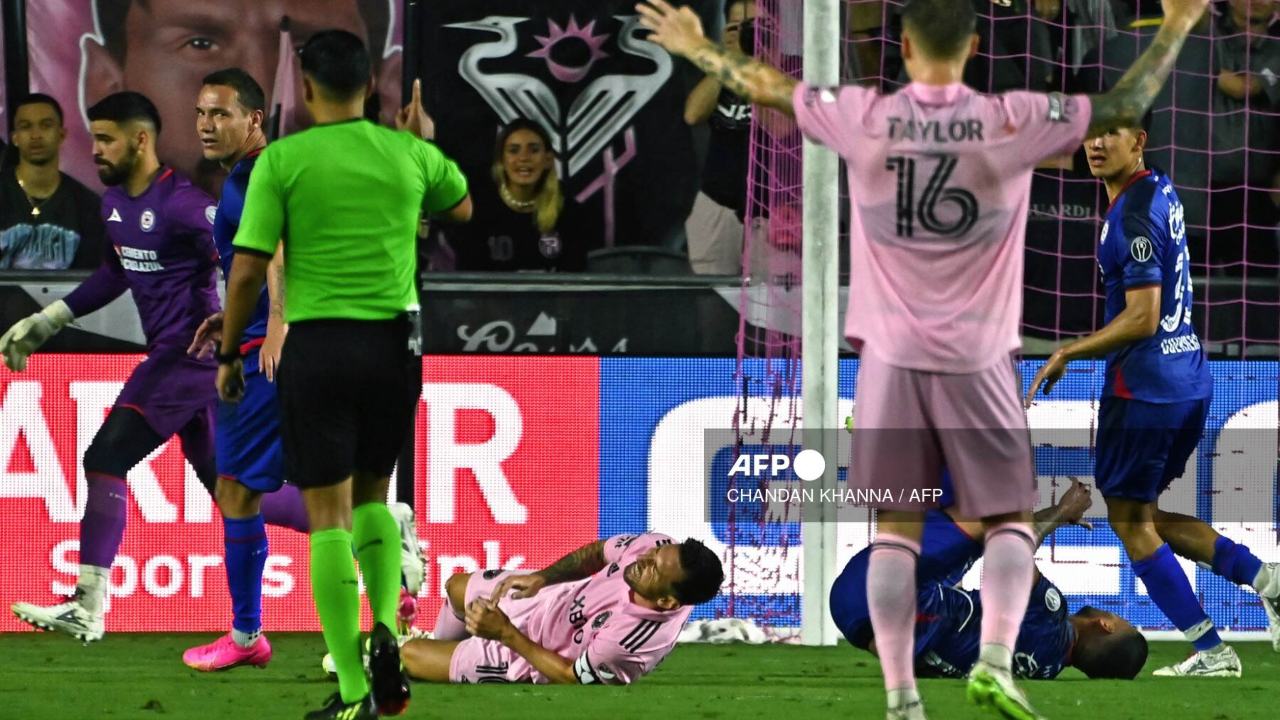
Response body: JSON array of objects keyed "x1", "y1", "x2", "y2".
[{"x1": 234, "y1": 119, "x2": 468, "y2": 322}]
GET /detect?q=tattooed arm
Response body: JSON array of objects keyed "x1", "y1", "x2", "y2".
[
  {"x1": 638, "y1": 0, "x2": 797, "y2": 117},
  {"x1": 1085, "y1": 0, "x2": 1208, "y2": 136},
  {"x1": 489, "y1": 540, "x2": 608, "y2": 602}
]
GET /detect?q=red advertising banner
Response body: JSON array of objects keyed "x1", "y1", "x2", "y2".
[{"x1": 0, "y1": 355, "x2": 600, "y2": 632}]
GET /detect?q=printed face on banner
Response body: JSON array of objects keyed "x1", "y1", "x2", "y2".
[
  {"x1": 28, "y1": 0, "x2": 402, "y2": 195},
  {"x1": 0, "y1": 355, "x2": 600, "y2": 632}
]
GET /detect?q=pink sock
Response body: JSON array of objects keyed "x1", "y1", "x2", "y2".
[
  {"x1": 868, "y1": 532, "x2": 921, "y2": 693},
  {"x1": 432, "y1": 599, "x2": 467, "y2": 640},
  {"x1": 978, "y1": 522, "x2": 1037, "y2": 669}
]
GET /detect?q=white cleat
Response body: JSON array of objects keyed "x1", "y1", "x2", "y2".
[
  {"x1": 1254, "y1": 562, "x2": 1280, "y2": 652},
  {"x1": 391, "y1": 502, "x2": 425, "y2": 596},
  {"x1": 12, "y1": 591, "x2": 104, "y2": 643},
  {"x1": 1152, "y1": 645, "x2": 1242, "y2": 677},
  {"x1": 887, "y1": 701, "x2": 928, "y2": 720}
]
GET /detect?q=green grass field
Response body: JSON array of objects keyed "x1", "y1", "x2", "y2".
[{"x1": 1, "y1": 634, "x2": 1277, "y2": 719}]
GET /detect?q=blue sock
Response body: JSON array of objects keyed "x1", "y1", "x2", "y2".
[
  {"x1": 1133, "y1": 544, "x2": 1220, "y2": 651},
  {"x1": 1211, "y1": 536, "x2": 1264, "y2": 588},
  {"x1": 224, "y1": 514, "x2": 268, "y2": 635}
]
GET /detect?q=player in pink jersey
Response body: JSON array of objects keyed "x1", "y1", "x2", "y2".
[
  {"x1": 639, "y1": 0, "x2": 1209, "y2": 717},
  {"x1": 398, "y1": 533, "x2": 723, "y2": 685}
]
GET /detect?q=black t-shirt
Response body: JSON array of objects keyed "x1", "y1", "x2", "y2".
[
  {"x1": 443, "y1": 183, "x2": 587, "y2": 272},
  {"x1": 0, "y1": 166, "x2": 105, "y2": 269},
  {"x1": 701, "y1": 89, "x2": 753, "y2": 216}
]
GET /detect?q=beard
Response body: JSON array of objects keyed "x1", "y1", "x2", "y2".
[{"x1": 96, "y1": 144, "x2": 138, "y2": 186}]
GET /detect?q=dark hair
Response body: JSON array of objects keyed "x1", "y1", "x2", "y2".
[
  {"x1": 11, "y1": 94, "x2": 65, "y2": 131},
  {"x1": 901, "y1": 0, "x2": 976, "y2": 59},
  {"x1": 1072, "y1": 611, "x2": 1148, "y2": 680},
  {"x1": 95, "y1": 1, "x2": 392, "y2": 65},
  {"x1": 671, "y1": 539, "x2": 725, "y2": 606},
  {"x1": 300, "y1": 30, "x2": 372, "y2": 100},
  {"x1": 87, "y1": 91, "x2": 162, "y2": 134},
  {"x1": 202, "y1": 68, "x2": 266, "y2": 113}
]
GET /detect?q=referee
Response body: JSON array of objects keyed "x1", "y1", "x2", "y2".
[{"x1": 217, "y1": 30, "x2": 471, "y2": 720}]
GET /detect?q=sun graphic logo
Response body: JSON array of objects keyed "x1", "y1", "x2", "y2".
[{"x1": 527, "y1": 15, "x2": 611, "y2": 83}]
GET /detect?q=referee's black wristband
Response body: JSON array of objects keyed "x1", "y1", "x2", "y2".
[{"x1": 215, "y1": 348, "x2": 242, "y2": 365}]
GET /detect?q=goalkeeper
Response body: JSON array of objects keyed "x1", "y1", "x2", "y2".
[{"x1": 832, "y1": 479, "x2": 1150, "y2": 680}]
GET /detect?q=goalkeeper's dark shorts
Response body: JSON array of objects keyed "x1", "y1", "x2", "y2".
[{"x1": 276, "y1": 318, "x2": 419, "y2": 488}]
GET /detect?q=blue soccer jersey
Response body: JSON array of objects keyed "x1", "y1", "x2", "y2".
[
  {"x1": 214, "y1": 150, "x2": 271, "y2": 345},
  {"x1": 1097, "y1": 168, "x2": 1211, "y2": 402},
  {"x1": 916, "y1": 575, "x2": 1075, "y2": 680}
]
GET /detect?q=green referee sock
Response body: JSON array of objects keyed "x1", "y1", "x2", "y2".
[
  {"x1": 310, "y1": 528, "x2": 369, "y2": 703},
  {"x1": 353, "y1": 502, "x2": 402, "y2": 633}
]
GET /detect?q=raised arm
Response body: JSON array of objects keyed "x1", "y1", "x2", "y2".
[
  {"x1": 638, "y1": 1, "x2": 796, "y2": 117},
  {"x1": 1085, "y1": 0, "x2": 1209, "y2": 137}
]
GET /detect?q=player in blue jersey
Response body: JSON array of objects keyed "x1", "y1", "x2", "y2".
[
  {"x1": 833, "y1": 480, "x2": 1150, "y2": 682},
  {"x1": 182, "y1": 69, "x2": 425, "y2": 671},
  {"x1": 5, "y1": 92, "x2": 221, "y2": 642},
  {"x1": 1027, "y1": 118, "x2": 1280, "y2": 675}
]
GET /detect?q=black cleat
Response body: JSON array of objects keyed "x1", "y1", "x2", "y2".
[
  {"x1": 303, "y1": 692, "x2": 376, "y2": 720},
  {"x1": 368, "y1": 622, "x2": 411, "y2": 716}
]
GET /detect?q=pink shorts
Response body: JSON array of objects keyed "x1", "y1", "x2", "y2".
[
  {"x1": 849, "y1": 351, "x2": 1036, "y2": 517},
  {"x1": 448, "y1": 570, "x2": 538, "y2": 684}
]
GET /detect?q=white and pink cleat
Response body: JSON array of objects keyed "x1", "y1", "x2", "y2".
[{"x1": 182, "y1": 633, "x2": 272, "y2": 671}]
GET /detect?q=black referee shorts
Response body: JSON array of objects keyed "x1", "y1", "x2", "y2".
[{"x1": 276, "y1": 318, "x2": 420, "y2": 489}]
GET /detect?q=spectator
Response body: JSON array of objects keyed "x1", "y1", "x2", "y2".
[
  {"x1": 0, "y1": 95, "x2": 104, "y2": 269},
  {"x1": 1206, "y1": 0, "x2": 1280, "y2": 274},
  {"x1": 683, "y1": 0, "x2": 758, "y2": 275},
  {"x1": 443, "y1": 119, "x2": 584, "y2": 272}
]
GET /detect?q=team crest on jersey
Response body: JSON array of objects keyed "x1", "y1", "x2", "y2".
[
  {"x1": 592, "y1": 611, "x2": 611, "y2": 630},
  {"x1": 139, "y1": 209, "x2": 156, "y2": 232},
  {"x1": 482, "y1": 569, "x2": 504, "y2": 580},
  {"x1": 1130, "y1": 236, "x2": 1154, "y2": 263},
  {"x1": 804, "y1": 86, "x2": 838, "y2": 107},
  {"x1": 205, "y1": 205, "x2": 218, "y2": 225},
  {"x1": 1099, "y1": 221, "x2": 1109, "y2": 245},
  {"x1": 1044, "y1": 587, "x2": 1062, "y2": 612}
]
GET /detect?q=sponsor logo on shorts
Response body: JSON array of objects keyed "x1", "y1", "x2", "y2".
[{"x1": 1044, "y1": 587, "x2": 1062, "y2": 612}]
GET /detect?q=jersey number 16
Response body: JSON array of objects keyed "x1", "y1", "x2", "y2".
[{"x1": 886, "y1": 154, "x2": 979, "y2": 239}]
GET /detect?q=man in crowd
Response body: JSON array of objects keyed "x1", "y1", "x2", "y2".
[{"x1": 0, "y1": 94, "x2": 104, "y2": 269}]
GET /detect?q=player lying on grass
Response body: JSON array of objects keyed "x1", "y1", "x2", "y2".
[
  {"x1": 832, "y1": 480, "x2": 1150, "y2": 681},
  {"x1": 398, "y1": 533, "x2": 723, "y2": 685}
]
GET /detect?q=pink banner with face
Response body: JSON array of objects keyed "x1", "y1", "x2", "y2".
[{"x1": 27, "y1": 0, "x2": 402, "y2": 196}]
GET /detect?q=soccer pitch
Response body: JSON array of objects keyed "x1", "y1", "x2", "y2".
[{"x1": 2, "y1": 635, "x2": 1277, "y2": 719}]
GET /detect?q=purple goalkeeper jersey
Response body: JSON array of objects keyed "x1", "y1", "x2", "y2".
[{"x1": 64, "y1": 167, "x2": 221, "y2": 353}]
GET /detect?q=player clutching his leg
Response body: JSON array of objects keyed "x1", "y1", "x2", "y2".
[{"x1": 391, "y1": 533, "x2": 724, "y2": 685}]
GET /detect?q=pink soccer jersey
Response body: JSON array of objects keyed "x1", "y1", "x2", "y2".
[
  {"x1": 792, "y1": 82, "x2": 1093, "y2": 373},
  {"x1": 467, "y1": 533, "x2": 692, "y2": 685}
]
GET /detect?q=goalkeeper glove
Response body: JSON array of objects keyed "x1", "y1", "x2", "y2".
[{"x1": 0, "y1": 300, "x2": 74, "y2": 371}]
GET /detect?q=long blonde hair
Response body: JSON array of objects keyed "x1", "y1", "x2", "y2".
[{"x1": 491, "y1": 119, "x2": 563, "y2": 235}]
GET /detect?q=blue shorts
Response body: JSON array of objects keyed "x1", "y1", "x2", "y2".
[
  {"x1": 215, "y1": 355, "x2": 285, "y2": 493},
  {"x1": 1095, "y1": 395, "x2": 1209, "y2": 503}
]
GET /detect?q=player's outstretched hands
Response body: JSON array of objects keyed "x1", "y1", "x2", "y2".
[
  {"x1": 491, "y1": 572, "x2": 548, "y2": 602},
  {"x1": 465, "y1": 598, "x2": 513, "y2": 641},
  {"x1": 0, "y1": 300, "x2": 73, "y2": 372},
  {"x1": 396, "y1": 79, "x2": 436, "y2": 141},
  {"x1": 1056, "y1": 478, "x2": 1094, "y2": 530},
  {"x1": 636, "y1": 0, "x2": 708, "y2": 58},
  {"x1": 1024, "y1": 348, "x2": 1068, "y2": 408},
  {"x1": 188, "y1": 311, "x2": 224, "y2": 360}
]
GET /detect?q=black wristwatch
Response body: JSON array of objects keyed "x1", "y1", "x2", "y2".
[{"x1": 215, "y1": 347, "x2": 242, "y2": 365}]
